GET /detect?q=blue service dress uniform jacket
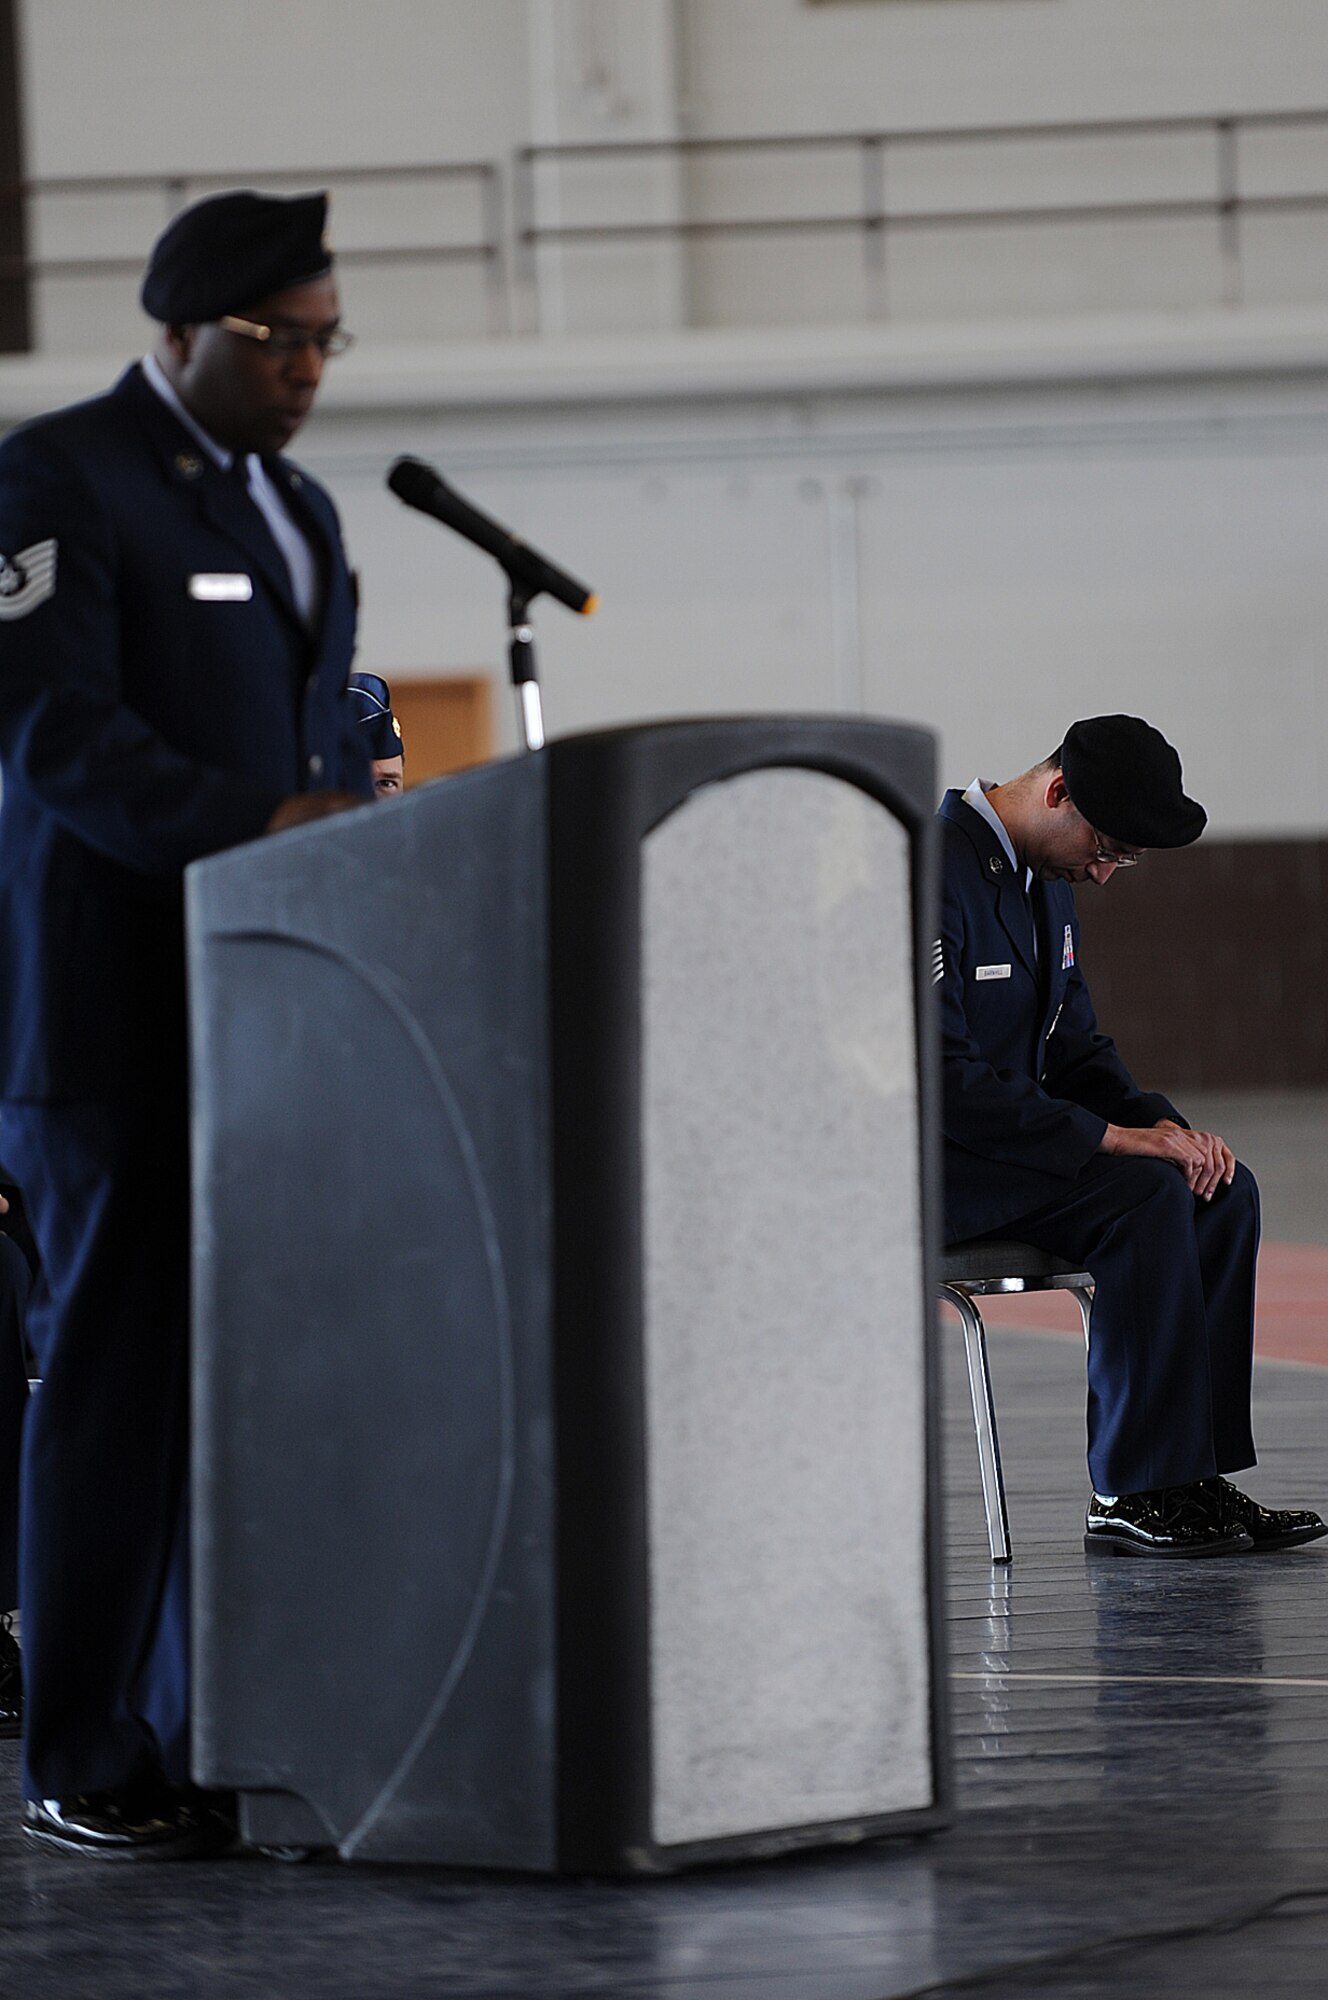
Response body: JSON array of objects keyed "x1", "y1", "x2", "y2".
[
  {"x1": 0, "y1": 361, "x2": 372, "y2": 1800},
  {"x1": 936, "y1": 788, "x2": 1181, "y2": 1244},
  {"x1": 936, "y1": 790, "x2": 1259, "y2": 1497},
  {"x1": 0, "y1": 361, "x2": 371, "y2": 1100}
]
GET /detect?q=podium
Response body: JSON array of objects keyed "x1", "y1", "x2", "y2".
[{"x1": 187, "y1": 717, "x2": 949, "y2": 1870}]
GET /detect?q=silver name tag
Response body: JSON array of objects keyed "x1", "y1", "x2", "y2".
[
  {"x1": 975, "y1": 964, "x2": 1012, "y2": 981},
  {"x1": 189, "y1": 573, "x2": 253, "y2": 602}
]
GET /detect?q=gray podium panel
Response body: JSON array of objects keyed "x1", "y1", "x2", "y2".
[
  {"x1": 190, "y1": 756, "x2": 556, "y2": 1867},
  {"x1": 641, "y1": 771, "x2": 929, "y2": 1848},
  {"x1": 188, "y1": 717, "x2": 947, "y2": 1871}
]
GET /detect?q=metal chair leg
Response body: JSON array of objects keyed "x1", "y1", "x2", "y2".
[
  {"x1": 940, "y1": 1283, "x2": 1011, "y2": 1563},
  {"x1": 1071, "y1": 1284, "x2": 1094, "y2": 1349}
]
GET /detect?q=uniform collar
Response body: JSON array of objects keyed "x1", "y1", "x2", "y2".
[
  {"x1": 120, "y1": 363, "x2": 308, "y2": 633},
  {"x1": 140, "y1": 351, "x2": 239, "y2": 472},
  {"x1": 963, "y1": 778, "x2": 1031, "y2": 890},
  {"x1": 940, "y1": 788, "x2": 1041, "y2": 979}
]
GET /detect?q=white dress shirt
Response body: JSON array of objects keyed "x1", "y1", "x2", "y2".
[
  {"x1": 142, "y1": 352, "x2": 320, "y2": 630},
  {"x1": 964, "y1": 776, "x2": 1038, "y2": 960}
]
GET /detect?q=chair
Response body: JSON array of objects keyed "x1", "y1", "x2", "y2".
[{"x1": 939, "y1": 1241, "x2": 1094, "y2": 1563}]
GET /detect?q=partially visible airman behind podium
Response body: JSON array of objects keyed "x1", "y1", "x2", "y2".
[{"x1": 186, "y1": 716, "x2": 949, "y2": 1871}]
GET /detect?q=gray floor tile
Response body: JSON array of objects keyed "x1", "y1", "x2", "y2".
[{"x1": 3, "y1": 1252, "x2": 1328, "y2": 1994}]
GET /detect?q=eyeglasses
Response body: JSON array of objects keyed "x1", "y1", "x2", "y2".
[
  {"x1": 1088, "y1": 832, "x2": 1142, "y2": 869},
  {"x1": 218, "y1": 314, "x2": 355, "y2": 359}
]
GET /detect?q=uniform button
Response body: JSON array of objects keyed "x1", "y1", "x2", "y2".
[{"x1": 308, "y1": 753, "x2": 324, "y2": 778}]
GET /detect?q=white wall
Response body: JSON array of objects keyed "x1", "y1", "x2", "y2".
[
  {"x1": 16, "y1": 0, "x2": 1328, "y2": 344},
  {"x1": 266, "y1": 314, "x2": 1328, "y2": 838},
  {"x1": 671, "y1": 0, "x2": 1328, "y2": 329},
  {"x1": 16, "y1": 0, "x2": 687, "y2": 348},
  {"x1": 25, "y1": 0, "x2": 1328, "y2": 176},
  {"x1": 5, "y1": 3, "x2": 1328, "y2": 838},
  {"x1": 18, "y1": 0, "x2": 534, "y2": 349},
  {"x1": 679, "y1": 0, "x2": 1328, "y2": 132}
]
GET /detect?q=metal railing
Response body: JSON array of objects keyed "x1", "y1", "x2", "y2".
[
  {"x1": 517, "y1": 109, "x2": 1328, "y2": 315},
  {"x1": 2, "y1": 110, "x2": 1328, "y2": 349},
  {"x1": 1, "y1": 158, "x2": 511, "y2": 332}
]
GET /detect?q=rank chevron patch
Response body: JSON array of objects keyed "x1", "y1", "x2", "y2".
[
  {"x1": 931, "y1": 937, "x2": 944, "y2": 985},
  {"x1": 0, "y1": 539, "x2": 57, "y2": 620}
]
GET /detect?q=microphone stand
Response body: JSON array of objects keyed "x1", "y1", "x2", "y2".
[{"x1": 507, "y1": 585, "x2": 545, "y2": 753}]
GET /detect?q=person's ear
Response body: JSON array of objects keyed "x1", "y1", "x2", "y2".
[
  {"x1": 163, "y1": 322, "x2": 197, "y2": 364},
  {"x1": 1045, "y1": 770, "x2": 1071, "y2": 811}
]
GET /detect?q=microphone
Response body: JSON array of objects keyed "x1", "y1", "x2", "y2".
[{"x1": 386, "y1": 456, "x2": 598, "y2": 616}]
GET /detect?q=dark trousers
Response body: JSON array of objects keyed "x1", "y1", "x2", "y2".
[
  {"x1": 1, "y1": 1098, "x2": 191, "y2": 1800},
  {"x1": 0, "y1": 1231, "x2": 31, "y2": 1610},
  {"x1": 994, "y1": 1154, "x2": 1259, "y2": 1498}
]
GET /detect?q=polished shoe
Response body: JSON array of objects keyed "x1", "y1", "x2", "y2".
[
  {"x1": 22, "y1": 1785, "x2": 236, "y2": 1860},
  {"x1": 1203, "y1": 1477, "x2": 1328, "y2": 1551},
  {"x1": 1085, "y1": 1484, "x2": 1253, "y2": 1558},
  {"x1": 0, "y1": 1615, "x2": 20, "y2": 1739}
]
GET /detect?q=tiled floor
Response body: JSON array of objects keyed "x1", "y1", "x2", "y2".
[{"x1": 1, "y1": 1094, "x2": 1326, "y2": 1998}]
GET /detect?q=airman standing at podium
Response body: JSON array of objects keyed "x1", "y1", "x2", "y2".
[
  {"x1": 0, "y1": 188, "x2": 373, "y2": 1855},
  {"x1": 937, "y1": 716, "x2": 1325, "y2": 1560}
]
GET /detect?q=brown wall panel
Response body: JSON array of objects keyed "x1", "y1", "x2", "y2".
[
  {"x1": 1073, "y1": 838, "x2": 1328, "y2": 1091},
  {"x1": 391, "y1": 674, "x2": 494, "y2": 785}
]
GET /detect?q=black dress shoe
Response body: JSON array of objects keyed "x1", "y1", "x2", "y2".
[
  {"x1": 1204, "y1": 1477, "x2": 1328, "y2": 1551},
  {"x1": 0, "y1": 1615, "x2": 20, "y2": 1739},
  {"x1": 1085, "y1": 1485, "x2": 1253, "y2": 1558},
  {"x1": 22, "y1": 1785, "x2": 236, "y2": 1860}
]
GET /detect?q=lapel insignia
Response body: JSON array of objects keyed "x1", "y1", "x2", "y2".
[
  {"x1": 174, "y1": 451, "x2": 204, "y2": 480},
  {"x1": 1062, "y1": 923, "x2": 1075, "y2": 970},
  {"x1": 988, "y1": 854, "x2": 1003, "y2": 875}
]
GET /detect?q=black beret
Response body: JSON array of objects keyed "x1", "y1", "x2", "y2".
[
  {"x1": 349, "y1": 673, "x2": 404, "y2": 763},
  {"x1": 141, "y1": 189, "x2": 333, "y2": 324},
  {"x1": 1061, "y1": 714, "x2": 1206, "y2": 849}
]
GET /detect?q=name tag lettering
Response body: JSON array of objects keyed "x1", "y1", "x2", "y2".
[
  {"x1": 975, "y1": 964, "x2": 1012, "y2": 981},
  {"x1": 189, "y1": 573, "x2": 253, "y2": 602}
]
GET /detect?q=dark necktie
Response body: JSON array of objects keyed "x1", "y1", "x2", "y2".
[{"x1": 1030, "y1": 879, "x2": 1050, "y2": 1007}]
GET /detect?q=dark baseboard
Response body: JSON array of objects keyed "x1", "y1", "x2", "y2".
[{"x1": 1073, "y1": 837, "x2": 1328, "y2": 1090}]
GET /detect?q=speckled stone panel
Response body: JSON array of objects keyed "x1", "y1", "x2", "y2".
[{"x1": 640, "y1": 767, "x2": 932, "y2": 1849}]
